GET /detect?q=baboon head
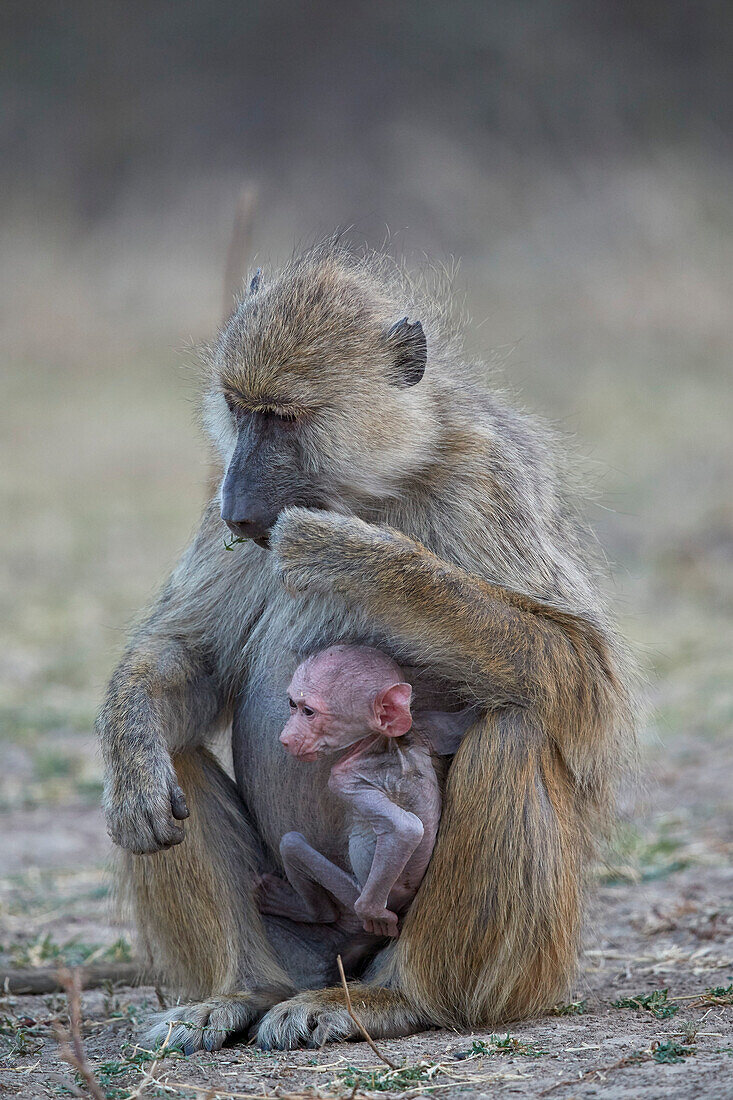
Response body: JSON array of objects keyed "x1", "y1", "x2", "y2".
[
  {"x1": 203, "y1": 245, "x2": 439, "y2": 546},
  {"x1": 280, "y1": 645, "x2": 413, "y2": 761}
]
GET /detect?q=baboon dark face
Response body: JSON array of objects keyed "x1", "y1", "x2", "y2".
[
  {"x1": 220, "y1": 403, "x2": 325, "y2": 545},
  {"x1": 205, "y1": 252, "x2": 431, "y2": 544}
]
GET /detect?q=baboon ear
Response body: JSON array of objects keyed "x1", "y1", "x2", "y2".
[
  {"x1": 248, "y1": 268, "x2": 262, "y2": 295},
  {"x1": 384, "y1": 317, "x2": 427, "y2": 388},
  {"x1": 373, "y1": 683, "x2": 413, "y2": 737}
]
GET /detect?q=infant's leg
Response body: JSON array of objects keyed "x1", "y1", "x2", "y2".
[
  {"x1": 255, "y1": 872, "x2": 326, "y2": 922},
  {"x1": 279, "y1": 831, "x2": 360, "y2": 922}
]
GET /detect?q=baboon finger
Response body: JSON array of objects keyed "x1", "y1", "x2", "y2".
[
  {"x1": 170, "y1": 784, "x2": 190, "y2": 820},
  {"x1": 163, "y1": 821, "x2": 186, "y2": 846},
  {"x1": 201, "y1": 1026, "x2": 228, "y2": 1052},
  {"x1": 148, "y1": 810, "x2": 185, "y2": 849}
]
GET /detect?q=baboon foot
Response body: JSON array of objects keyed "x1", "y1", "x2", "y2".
[
  {"x1": 255, "y1": 985, "x2": 423, "y2": 1050},
  {"x1": 148, "y1": 989, "x2": 287, "y2": 1054}
]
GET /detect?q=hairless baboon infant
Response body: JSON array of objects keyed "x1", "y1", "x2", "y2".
[{"x1": 257, "y1": 645, "x2": 473, "y2": 938}]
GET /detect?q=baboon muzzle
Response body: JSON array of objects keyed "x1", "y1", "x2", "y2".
[
  {"x1": 220, "y1": 487, "x2": 276, "y2": 543},
  {"x1": 220, "y1": 427, "x2": 283, "y2": 544}
]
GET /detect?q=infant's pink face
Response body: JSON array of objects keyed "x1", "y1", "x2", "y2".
[
  {"x1": 280, "y1": 661, "x2": 370, "y2": 761},
  {"x1": 279, "y1": 664, "x2": 372, "y2": 761},
  {"x1": 279, "y1": 646, "x2": 412, "y2": 761}
]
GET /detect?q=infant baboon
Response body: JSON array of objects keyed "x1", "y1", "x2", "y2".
[
  {"x1": 97, "y1": 239, "x2": 633, "y2": 1053},
  {"x1": 258, "y1": 645, "x2": 472, "y2": 938}
]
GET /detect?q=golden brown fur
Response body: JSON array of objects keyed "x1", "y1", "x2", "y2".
[{"x1": 96, "y1": 240, "x2": 634, "y2": 1052}]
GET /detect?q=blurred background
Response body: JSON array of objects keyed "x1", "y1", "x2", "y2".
[{"x1": 0, "y1": 1, "x2": 731, "y2": 964}]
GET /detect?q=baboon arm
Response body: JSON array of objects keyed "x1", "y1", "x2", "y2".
[
  {"x1": 97, "y1": 502, "x2": 264, "y2": 852},
  {"x1": 99, "y1": 636, "x2": 222, "y2": 760},
  {"x1": 272, "y1": 509, "x2": 620, "y2": 730},
  {"x1": 97, "y1": 637, "x2": 224, "y2": 852}
]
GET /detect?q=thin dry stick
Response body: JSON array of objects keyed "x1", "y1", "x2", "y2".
[
  {"x1": 164, "y1": 1086, "x2": 316, "y2": 1100},
  {"x1": 52, "y1": 968, "x2": 106, "y2": 1100},
  {"x1": 222, "y1": 183, "x2": 257, "y2": 321},
  {"x1": 336, "y1": 954, "x2": 399, "y2": 1070},
  {"x1": 538, "y1": 1049, "x2": 655, "y2": 1096},
  {"x1": 1, "y1": 963, "x2": 141, "y2": 994},
  {"x1": 122, "y1": 1018, "x2": 175, "y2": 1100}
]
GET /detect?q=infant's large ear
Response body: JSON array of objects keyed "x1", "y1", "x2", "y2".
[
  {"x1": 384, "y1": 317, "x2": 427, "y2": 388},
  {"x1": 374, "y1": 683, "x2": 413, "y2": 737}
]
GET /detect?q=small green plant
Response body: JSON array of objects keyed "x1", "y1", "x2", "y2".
[
  {"x1": 651, "y1": 1039, "x2": 696, "y2": 1064},
  {"x1": 95, "y1": 1060, "x2": 130, "y2": 1100},
  {"x1": 43, "y1": 993, "x2": 67, "y2": 1015},
  {"x1": 0, "y1": 1004, "x2": 47, "y2": 1057},
  {"x1": 492, "y1": 1033, "x2": 548, "y2": 1056},
  {"x1": 602, "y1": 821, "x2": 692, "y2": 884},
  {"x1": 613, "y1": 988, "x2": 679, "y2": 1019},
  {"x1": 33, "y1": 748, "x2": 75, "y2": 780},
  {"x1": 101, "y1": 989, "x2": 142, "y2": 1024},
  {"x1": 453, "y1": 1034, "x2": 549, "y2": 1059},
  {"x1": 453, "y1": 1039, "x2": 491, "y2": 1059},
  {"x1": 623, "y1": 1049, "x2": 651, "y2": 1066},
  {"x1": 223, "y1": 535, "x2": 247, "y2": 551},
  {"x1": 704, "y1": 983, "x2": 733, "y2": 1004},
  {"x1": 76, "y1": 777, "x2": 105, "y2": 801},
  {"x1": 0, "y1": 1019, "x2": 44, "y2": 1056},
  {"x1": 103, "y1": 936, "x2": 134, "y2": 962},
  {"x1": 10, "y1": 932, "x2": 133, "y2": 968},
  {"x1": 10, "y1": 932, "x2": 64, "y2": 967},
  {"x1": 551, "y1": 999, "x2": 586, "y2": 1016},
  {"x1": 337, "y1": 1062, "x2": 439, "y2": 1092},
  {"x1": 675, "y1": 1020, "x2": 699, "y2": 1045},
  {"x1": 96, "y1": 1042, "x2": 184, "y2": 1098}
]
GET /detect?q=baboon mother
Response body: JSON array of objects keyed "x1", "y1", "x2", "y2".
[{"x1": 98, "y1": 242, "x2": 631, "y2": 1052}]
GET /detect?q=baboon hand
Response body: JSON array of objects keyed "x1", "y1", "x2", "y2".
[
  {"x1": 102, "y1": 755, "x2": 189, "y2": 854},
  {"x1": 271, "y1": 508, "x2": 398, "y2": 595}
]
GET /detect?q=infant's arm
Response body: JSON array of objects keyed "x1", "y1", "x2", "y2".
[{"x1": 330, "y1": 766, "x2": 425, "y2": 936}]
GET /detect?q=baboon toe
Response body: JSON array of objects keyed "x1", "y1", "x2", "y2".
[
  {"x1": 147, "y1": 994, "x2": 272, "y2": 1054},
  {"x1": 256, "y1": 991, "x2": 356, "y2": 1050},
  {"x1": 256, "y1": 985, "x2": 425, "y2": 1049}
]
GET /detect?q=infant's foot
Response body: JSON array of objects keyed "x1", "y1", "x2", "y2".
[
  {"x1": 255, "y1": 873, "x2": 340, "y2": 924},
  {"x1": 254, "y1": 873, "x2": 302, "y2": 917},
  {"x1": 354, "y1": 900, "x2": 399, "y2": 938}
]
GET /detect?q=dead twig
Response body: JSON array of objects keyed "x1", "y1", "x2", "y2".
[
  {"x1": 222, "y1": 183, "x2": 257, "y2": 321},
  {"x1": 52, "y1": 967, "x2": 106, "y2": 1100},
  {"x1": 164, "y1": 1087, "x2": 315, "y2": 1100},
  {"x1": 122, "y1": 1018, "x2": 175, "y2": 1100},
  {"x1": 336, "y1": 954, "x2": 399, "y2": 1069},
  {"x1": 539, "y1": 1053, "x2": 644, "y2": 1096},
  {"x1": 1, "y1": 963, "x2": 141, "y2": 995}
]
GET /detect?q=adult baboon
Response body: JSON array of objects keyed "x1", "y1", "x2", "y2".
[{"x1": 97, "y1": 241, "x2": 633, "y2": 1052}]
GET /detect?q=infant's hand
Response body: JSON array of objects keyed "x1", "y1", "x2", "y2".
[{"x1": 354, "y1": 898, "x2": 399, "y2": 938}]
